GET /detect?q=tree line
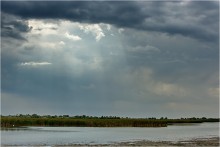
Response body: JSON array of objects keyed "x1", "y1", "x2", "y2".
[{"x1": 1, "y1": 114, "x2": 219, "y2": 128}]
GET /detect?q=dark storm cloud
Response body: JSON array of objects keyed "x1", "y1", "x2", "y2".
[
  {"x1": 1, "y1": 1, "x2": 144, "y2": 26},
  {"x1": 1, "y1": 13, "x2": 32, "y2": 40},
  {"x1": 1, "y1": 1, "x2": 219, "y2": 42}
]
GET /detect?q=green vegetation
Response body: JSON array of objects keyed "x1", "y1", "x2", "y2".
[{"x1": 1, "y1": 114, "x2": 219, "y2": 128}]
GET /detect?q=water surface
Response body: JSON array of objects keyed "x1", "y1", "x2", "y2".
[{"x1": 1, "y1": 122, "x2": 219, "y2": 145}]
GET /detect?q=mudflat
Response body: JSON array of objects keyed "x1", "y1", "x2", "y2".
[
  {"x1": 51, "y1": 137, "x2": 219, "y2": 146},
  {"x1": 115, "y1": 137, "x2": 220, "y2": 146}
]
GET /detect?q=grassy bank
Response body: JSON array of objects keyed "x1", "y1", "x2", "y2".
[{"x1": 1, "y1": 115, "x2": 219, "y2": 128}]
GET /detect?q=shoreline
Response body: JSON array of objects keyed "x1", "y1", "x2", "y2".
[
  {"x1": 2, "y1": 137, "x2": 219, "y2": 146},
  {"x1": 114, "y1": 137, "x2": 220, "y2": 146},
  {"x1": 60, "y1": 137, "x2": 220, "y2": 146}
]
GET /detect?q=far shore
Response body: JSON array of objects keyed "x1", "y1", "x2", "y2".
[{"x1": 1, "y1": 115, "x2": 219, "y2": 128}]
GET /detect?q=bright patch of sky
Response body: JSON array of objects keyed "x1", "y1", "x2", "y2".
[{"x1": 1, "y1": 1, "x2": 219, "y2": 118}]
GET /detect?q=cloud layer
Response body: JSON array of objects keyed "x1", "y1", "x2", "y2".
[
  {"x1": 2, "y1": 1, "x2": 219, "y2": 42},
  {"x1": 1, "y1": 1, "x2": 219, "y2": 118}
]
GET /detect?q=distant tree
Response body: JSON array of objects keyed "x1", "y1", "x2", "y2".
[
  {"x1": 52, "y1": 115, "x2": 57, "y2": 118},
  {"x1": 63, "y1": 115, "x2": 69, "y2": 118},
  {"x1": 190, "y1": 117, "x2": 196, "y2": 120},
  {"x1": 19, "y1": 114, "x2": 24, "y2": 117},
  {"x1": 32, "y1": 114, "x2": 39, "y2": 118}
]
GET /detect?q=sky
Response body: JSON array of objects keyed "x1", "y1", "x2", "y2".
[{"x1": 1, "y1": 1, "x2": 219, "y2": 118}]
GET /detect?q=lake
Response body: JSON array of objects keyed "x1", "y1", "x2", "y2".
[{"x1": 1, "y1": 122, "x2": 219, "y2": 146}]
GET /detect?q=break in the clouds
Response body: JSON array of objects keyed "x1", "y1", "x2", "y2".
[
  {"x1": 20, "y1": 62, "x2": 52, "y2": 66},
  {"x1": 65, "y1": 32, "x2": 82, "y2": 41},
  {"x1": 1, "y1": 1, "x2": 219, "y2": 118}
]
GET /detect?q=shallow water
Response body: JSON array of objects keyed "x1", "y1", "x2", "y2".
[{"x1": 1, "y1": 122, "x2": 219, "y2": 145}]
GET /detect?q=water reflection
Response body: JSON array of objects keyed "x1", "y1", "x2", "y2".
[
  {"x1": 1, "y1": 127, "x2": 29, "y2": 131},
  {"x1": 2, "y1": 126, "x2": 80, "y2": 132},
  {"x1": 168, "y1": 123, "x2": 200, "y2": 126}
]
